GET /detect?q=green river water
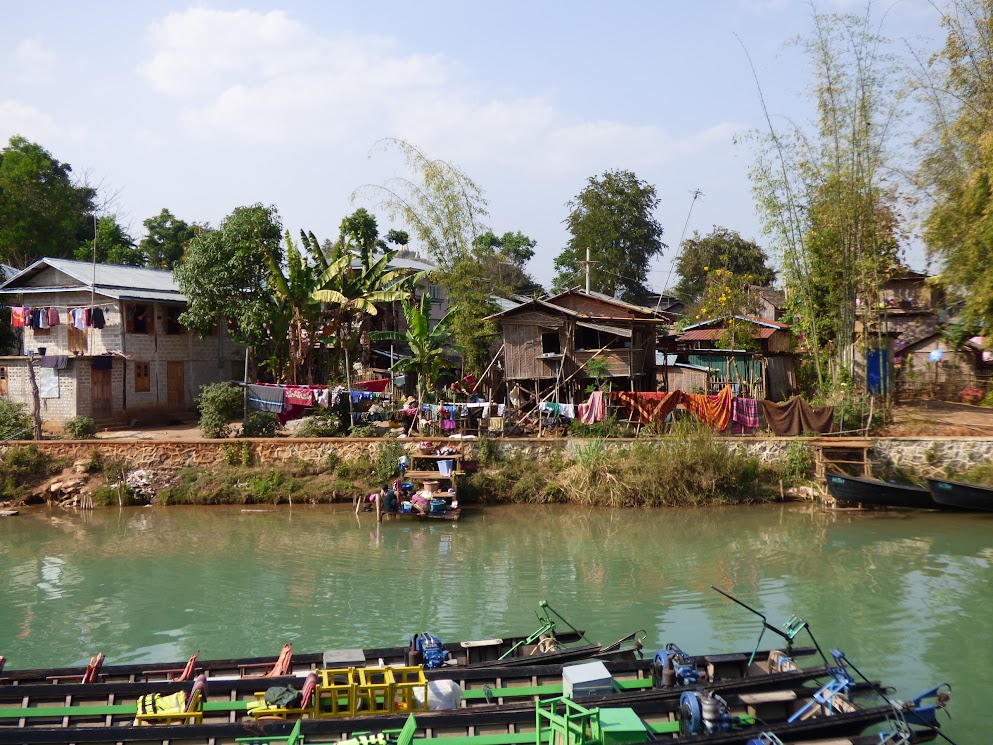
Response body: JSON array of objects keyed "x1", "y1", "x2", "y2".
[{"x1": 1, "y1": 503, "x2": 989, "y2": 741}]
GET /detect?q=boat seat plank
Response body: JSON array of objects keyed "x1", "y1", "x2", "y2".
[
  {"x1": 738, "y1": 690, "x2": 798, "y2": 705},
  {"x1": 704, "y1": 653, "x2": 748, "y2": 664},
  {"x1": 646, "y1": 721, "x2": 681, "y2": 734},
  {"x1": 462, "y1": 683, "x2": 563, "y2": 700},
  {"x1": 0, "y1": 699, "x2": 249, "y2": 719},
  {"x1": 460, "y1": 639, "x2": 504, "y2": 648}
]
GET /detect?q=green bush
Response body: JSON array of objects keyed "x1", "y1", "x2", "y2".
[
  {"x1": 296, "y1": 409, "x2": 347, "y2": 437},
  {"x1": 349, "y1": 424, "x2": 377, "y2": 438},
  {"x1": 779, "y1": 441, "x2": 813, "y2": 485},
  {"x1": 243, "y1": 412, "x2": 281, "y2": 438},
  {"x1": 63, "y1": 416, "x2": 97, "y2": 440},
  {"x1": 0, "y1": 399, "x2": 33, "y2": 441},
  {"x1": 376, "y1": 439, "x2": 407, "y2": 483},
  {"x1": 567, "y1": 414, "x2": 635, "y2": 439},
  {"x1": 197, "y1": 383, "x2": 243, "y2": 439},
  {"x1": 0, "y1": 445, "x2": 64, "y2": 500}
]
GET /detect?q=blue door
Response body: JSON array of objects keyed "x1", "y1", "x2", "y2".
[{"x1": 867, "y1": 348, "x2": 888, "y2": 395}]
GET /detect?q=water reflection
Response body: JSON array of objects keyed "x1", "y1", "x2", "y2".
[{"x1": 0, "y1": 503, "x2": 989, "y2": 739}]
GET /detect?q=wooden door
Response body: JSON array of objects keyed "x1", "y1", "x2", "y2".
[
  {"x1": 167, "y1": 362, "x2": 185, "y2": 407},
  {"x1": 91, "y1": 369, "x2": 112, "y2": 419}
]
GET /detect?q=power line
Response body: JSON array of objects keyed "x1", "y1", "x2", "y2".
[{"x1": 657, "y1": 189, "x2": 704, "y2": 310}]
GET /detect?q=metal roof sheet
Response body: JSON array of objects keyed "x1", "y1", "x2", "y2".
[
  {"x1": 0, "y1": 258, "x2": 180, "y2": 294},
  {"x1": 576, "y1": 320, "x2": 632, "y2": 337}
]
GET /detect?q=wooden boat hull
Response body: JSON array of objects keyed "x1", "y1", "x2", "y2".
[
  {"x1": 391, "y1": 506, "x2": 462, "y2": 521},
  {"x1": 0, "y1": 655, "x2": 893, "y2": 745},
  {"x1": 927, "y1": 478, "x2": 993, "y2": 511},
  {"x1": 825, "y1": 472, "x2": 938, "y2": 509}
]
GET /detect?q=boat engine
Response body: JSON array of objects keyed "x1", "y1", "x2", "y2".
[
  {"x1": 651, "y1": 643, "x2": 699, "y2": 688},
  {"x1": 679, "y1": 691, "x2": 739, "y2": 735}
]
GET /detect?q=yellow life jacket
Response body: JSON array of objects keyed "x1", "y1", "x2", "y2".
[{"x1": 136, "y1": 690, "x2": 187, "y2": 716}]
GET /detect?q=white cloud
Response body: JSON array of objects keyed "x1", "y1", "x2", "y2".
[
  {"x1": 11, "y1": 39, "x2": 56, "y2": 83},
  {"x1": 0, "y1": 100, "x2": 87, "y2": 145}
]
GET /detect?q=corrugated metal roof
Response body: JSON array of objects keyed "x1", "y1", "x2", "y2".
[
  {"x1": 576, "y1": 320, "x2": 632, "y2": 337},
  {"x1": 0, "y1": 258, "x2": 187, "y2": 303},
  {"x1": 681, "y1": 315, "x2": 789, "y2": 332},
  {"x1": 677, "y1": 327, "x2": 779, "y2": 342}
]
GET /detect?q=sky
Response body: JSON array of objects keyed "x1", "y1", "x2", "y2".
[{"x1": 1, "y1": 0, "x2": 944, "y2": 291}]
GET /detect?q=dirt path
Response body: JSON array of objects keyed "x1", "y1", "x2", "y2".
[{"x1": 882, "y1": 399, "x2": 993, "y2": 436}]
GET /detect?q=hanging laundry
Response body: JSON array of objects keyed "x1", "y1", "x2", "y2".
[
  {"x1": 577, "y1": 391, "x2": 606, "y2": 424},
  {"x1": 40, "y1": 355, "x2": 70, "y2": 370},
  {"x1": 247, "y1": 384, "x2": 284, "y2": 414},
  {"x1": 10, "y1": 307, "x2": 26, "y2": 327},
  {"x1": 72, "y1": 308, "x2": 88, "y2": 330},
  {"x1": 37, "y1": 309, "x2": 50, "y2": 329},
  {"x1": 682, "y1": 385, "x2": 734, "y2": 431},
  {"x1": 313, "y1": 389, "x2": 330, "y2": 408},
  {"x1": 283, "y1": 386, "x2": 314, "y2": 406},
  {"x1": 90, "y1": 307, "x2": 106, "y2": 329},
  {"x1": 353, "y1": 378, "x2": 389, "y2": 393},
  {"x1": 732, "y1": 397, "x2": 761, "y2": 429},
  {"x1": 611, "y1": 391, "x2": 682, "y2": 425},
  {"x1": 760, "y1": 398, "x2": 834, "y2": 436},
  {"x1": 47, "y1": 307, "x2": 60, "y2": 326}
]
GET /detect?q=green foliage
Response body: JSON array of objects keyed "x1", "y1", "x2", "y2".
[
  {"x1": 552, "y1": 169, "x2": 665, "y2": 304},
  {"x1": 371, "y1": 294, "x2": 462, "y2": 403},
  {"x1": 349, "y1": 424, "x2": 378, "y2": 438},
  {"x1": 242, "y1": 412, "x2": 281, "y2": 438},
  {"x1": 0, "y1": 399, "x2": 33, "y2": 441},
  {"x1": 296, "y1": 407, "x2": 348, "y2": 437},
  {"x1": 63, "y1": 416, "x2": 97, "y2": 440},
  {"x1": 0, "y1": 445, "x2": 62, "y2": 500},
  {"x1": 779, "y1": 441, "x2": 813, "y2": 485},
  {"x1": 749, "y1": 12, "x2": 905, "y2": 392},
  {"x1": 175, "y1": 204, "x2": 282, "y2": 369},
  {"x1": 73, "y1": 214, "x2": 143, "y2": 266},
  {"x1": 0, "y1": 135, "x2": 97, "y2": 268},
  {"x1": 476, "y1": 436, "x2": 502, "y2": 465},
  {"x1": 356, "y1": 138, "x2": 489, "y2": 270},
  {"x1": 141, "y1": 208, "x2": 197, "y2": 270},
  {"x1": 674, "y1": 227, "x2": 775, "y2": 305},
  {"x1": 918, "y1": 1, "x2": 993, "y2": 334},
  {"x1": 567, "y1": 415, "x2": 634, "y2": 439},
  {"x1": 196, "y1": 382, "x2": 243, "y2": 439},
  {"x1": 376, "y1": 439, "x2": 407, "y2": 483},
  {"x1": 983, "y1": 390, "x2": 993, "y2": 408}
]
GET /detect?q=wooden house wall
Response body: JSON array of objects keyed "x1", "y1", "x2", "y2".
[
  {"x1": 764, "y1": 330, "x2": 792, "y2": 353},
  {"x1": 662, "y1": 366, "x2": 710, "y2": 393},
  {"x1": 502, "y1": 322, "x2": 558, "y2": 380}
]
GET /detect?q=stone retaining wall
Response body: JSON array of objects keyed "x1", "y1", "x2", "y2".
[{"x1": 5, "y1": 436, "x2": 992, "y2": 474}]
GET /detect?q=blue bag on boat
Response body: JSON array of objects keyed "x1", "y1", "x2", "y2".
[{"x1": 416, "y1": 632, "x2": 450, "y2": 669}]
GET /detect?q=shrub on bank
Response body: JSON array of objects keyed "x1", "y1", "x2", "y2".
[
  {"x1": 63, "y1": 416, "x2": 97, "y2": 439},
  {"x1": 197, "y1": 383, "x2": 243, "y2": 439},
  {"x1": 0, "y1": 400, "x2": 33, "y2": 441},
  {"x1": 0, "y1": 446, "x2": 66, "y2": 501}
]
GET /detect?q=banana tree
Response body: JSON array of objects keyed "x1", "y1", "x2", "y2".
[{"x1": 371, "y1": 293, "x2": 463, "y2": 410}]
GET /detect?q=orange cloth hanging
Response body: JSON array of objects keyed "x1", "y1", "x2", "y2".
[
  {"x1": 682, "y1": 385, "x2": 733, "y2": 431},
  {"x1": 611, "y1": 391, "x2": 683, "y2": 425}
]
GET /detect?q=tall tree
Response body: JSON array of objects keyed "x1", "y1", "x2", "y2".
[
  {"x1": 673, "y1": 227, "x2": 775, "y2": 305},
  {"x1": 0, "y1": 136, "x2": 96, "y2": 268},
  {"x1": 175, "y1": 204, "x2": 283, "y2": 373},
  {"x1": 74, "y1": 215, "x2": 144, "y2": 266},
  {"x1": 356, "y1": 138, "x2": 489, "y2": 270},
  {"x1": 552, "y1": 169, "x2": 665, "y2": 304},
  {"x1": 355, "y1": 138, "x2": 495, "y2": 373},
  {"x1": 749, "y1": 10, "x2": 905, "y2": 390},
  {"x1": 141, "y1": 208, "x2": 197, "y2": 269},
  {"x1": 917, "y1": 0, "x2": 993, "y2": 332}
]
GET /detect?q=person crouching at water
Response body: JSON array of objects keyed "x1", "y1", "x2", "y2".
[
  {"x1": 380, "y1": 483, "x2": 398, "y2": 512},
  {"x1": 410, "y1": 489, "x2": 431, "y2": 514}
]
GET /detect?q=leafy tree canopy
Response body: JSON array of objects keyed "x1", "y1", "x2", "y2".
[
  {"x1": 0, "y1": 135, "x2": 96, "y2": 268},
  {"x1": 175, "y1": 204, "x2": 282, "y2": 358},
  {"x1": 672, "y1": 226, "x2": 775, "y2": 305},
  {"x1": 552, "y1": 169, "x2": 666, "y2": 305},
  {"x1": 918, "y1": 0, "x2": 993, "y2": 333},
  {"x1": 140, "y1": 208, "x2": 197, "y2": 270},
  {"x1": 74, "y1": 215, "x2": 143, "y2": 266}
]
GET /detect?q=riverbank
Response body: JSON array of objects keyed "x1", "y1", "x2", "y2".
[{"x1": 4, "y1": 425, "x2": 993, "y2": 509}]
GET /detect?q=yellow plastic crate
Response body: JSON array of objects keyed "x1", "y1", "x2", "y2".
[
  {"x1": 356, "y1": 667, "x2": 394, "y2": 714},
  {"x1": 315, "y1": 667, "x2": 357, "y2": 718},
  {"x1": 391, "y1": 666, "x2": 428, "y2": 713}
]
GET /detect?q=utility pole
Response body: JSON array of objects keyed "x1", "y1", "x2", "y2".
[{"x1": 580, "y1": 247, "x2": 598, "y2": 294}]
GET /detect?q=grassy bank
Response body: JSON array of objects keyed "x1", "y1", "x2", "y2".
[
  {"x1": 464, "y1": 422, "x2": 786, "y2": 506},
  {"x1": 1, "y1": 425, "x2": 804, "y2": 508}
]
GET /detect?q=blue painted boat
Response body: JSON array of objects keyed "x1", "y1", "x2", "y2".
[{"x1": 927, "y1": 478, "x2": 993, "y2": 511}]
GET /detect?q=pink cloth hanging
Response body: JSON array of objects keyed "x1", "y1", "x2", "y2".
[{"x1": 577, "y1": 391, "x2": 606, "y2": 424}]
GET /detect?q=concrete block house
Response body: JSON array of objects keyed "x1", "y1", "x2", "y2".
[{"x1": 0, "y1": 258, "x2": 243, "y2": 424}]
